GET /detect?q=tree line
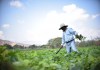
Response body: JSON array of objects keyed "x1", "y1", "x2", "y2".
[{"x1": 1, "y1": 37, "x2": 100, "y2": 49}]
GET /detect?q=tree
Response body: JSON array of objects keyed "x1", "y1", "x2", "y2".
[
  {"x1": 13, "y1": 44, "x2": 24, "y2": 49},
  {"x1": 29, "y1": 44, "x2": 37, "y2": 49},
  {"x1": 4, "y1": 44, "x2": 13, "y2": 49},
  {"x1": 47, "y1": 37, "x2": 61, "y2": 48}
]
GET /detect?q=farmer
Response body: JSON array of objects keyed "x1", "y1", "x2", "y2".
[{"x1": 59, "y1": 23, "x2": 79, "y2": 53}]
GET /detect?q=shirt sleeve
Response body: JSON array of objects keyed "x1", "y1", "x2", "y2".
[
  {"x1": 61, "y1": 33, "x2": 65, "y2": 46},
  {"x1": 69, "y1": 28, "x2": 78, "y2": 35}
]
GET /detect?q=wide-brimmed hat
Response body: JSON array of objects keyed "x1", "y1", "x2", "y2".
[{"x1": 59, "y1": 23, "x2": 68, "y2": 30}]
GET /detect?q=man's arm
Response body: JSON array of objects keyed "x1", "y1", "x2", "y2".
[
  {"x1": 69, "y1": 28, "x2": 82, "y2": 40},
  {"x1": 61, "y1": 33, "x2": 65, "y2": 47},
  {"x1": 68, "y1": 28, "x2": 85, "y2": 40},
  {"x1": 69, "y1": 28, "x2": 78, "y2": 35}
]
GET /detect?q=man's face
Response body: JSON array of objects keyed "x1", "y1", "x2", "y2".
[{"x1": 61, "y1": 26, "x2": 67, "y2": 32}]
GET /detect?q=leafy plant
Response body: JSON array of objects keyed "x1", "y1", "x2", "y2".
[{"x1": 0, "y1": 46, "x2": 100, "y2": 70}]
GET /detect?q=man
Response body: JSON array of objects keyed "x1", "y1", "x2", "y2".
[{"x1": 59, "y1": 23, "x2": 78, "y2": 53}]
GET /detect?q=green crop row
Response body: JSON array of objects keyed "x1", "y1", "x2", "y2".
[{"x1": 0, "y1": 46, "x2": 100, "y2": 70}]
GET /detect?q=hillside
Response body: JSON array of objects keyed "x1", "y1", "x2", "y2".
[{"x1": 0, "y1": 39, "x2": 29, "y2": 47}]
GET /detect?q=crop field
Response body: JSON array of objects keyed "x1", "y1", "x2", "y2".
[{"x1": 0, "y1": 46, "x2": 100, "y2": 70}]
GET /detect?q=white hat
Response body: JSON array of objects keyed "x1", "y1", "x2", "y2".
[{"x1": 59, "y1": 23, "x2": 68, "y2": 30}]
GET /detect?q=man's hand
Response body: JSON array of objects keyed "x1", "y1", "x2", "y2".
[
  {"x1": 61, "y1": 45, "x2": 63, "y2": 48},
  {"x1": 61, "y1": 44, "x2": 63, "y2": 48}
]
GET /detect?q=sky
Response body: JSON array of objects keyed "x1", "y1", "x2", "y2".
[{"x1": 0, "y1": 0, "x2": 100, "y2": 45}]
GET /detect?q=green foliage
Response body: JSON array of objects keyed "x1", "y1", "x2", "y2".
[
  {"x1": 13, "y1": 44, "x2": 25, "y2": 49},
  {"x1": 75, "y1": 34, "x2": 86, "y2": 41},
  {"x1": 4, "y1": 44, "x2": 13, "y2": 49},
  {"x1": 48, "y1": 37, "x2": 61, "y2": 48},
  {"x1": 78, "y1": 40, "x2": 100, "y2": 47},
  {"x1": 29, "y1": 44, "x2": 38, "y2": 49},
  {"x1": 76, "y1": 37, "x2": 100, "y2": 47},
  {"x1": 0, "y1": 46, "x2": 100, "y2": 70},
  {"x1": 0, "y1": 46, "x2": 17, "y2": 70},
  {"x1": 0, "y1": 46, "x2": 18, "y2": 62}
]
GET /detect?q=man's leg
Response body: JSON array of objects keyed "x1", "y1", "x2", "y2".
[
  {"x1": 66, "y1": 43, "x2": 71, "y2": 53},
  {"x1": 71, "y1": 40, "x2": 78, "y2": 52}
]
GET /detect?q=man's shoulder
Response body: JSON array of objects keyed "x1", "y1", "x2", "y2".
[
  {"x1": 65, "y1": 28, "x2": 72, "y2": 32},
  {"x1": 67, "y1": 28, "x2": 73, "y2": 30},
  {"x1": 66, "y1": 28, "x2": 74, "y2": 32}
]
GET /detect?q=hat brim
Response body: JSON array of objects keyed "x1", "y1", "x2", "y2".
[{"x1": 59, "y1": 25, "x2": 68, "y2": 30}]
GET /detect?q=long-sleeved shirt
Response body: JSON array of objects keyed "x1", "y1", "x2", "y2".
[{"x1": 62, "y1": 28, "x2": 78, "y2": 46}]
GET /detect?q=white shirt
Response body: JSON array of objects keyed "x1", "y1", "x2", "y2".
[{"x1": 62, "y1": 28, "x2": 78, "y2": 46}]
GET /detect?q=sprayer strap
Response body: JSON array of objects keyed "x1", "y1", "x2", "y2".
[{"x1": 66, "y1": 39, "x2": 74, "y2": 43}]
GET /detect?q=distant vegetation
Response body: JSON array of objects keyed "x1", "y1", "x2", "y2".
[
  {"x1": 78, "y1": 37, "x2": 100, "y2": 47},
  {"x1": 0, "y1": 37, "x2": 100, "y2": 49}
]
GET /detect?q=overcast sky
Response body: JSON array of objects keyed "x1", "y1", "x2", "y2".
[{"x1": 0, "y1": 0, "x2": 100, "y2": 45}]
